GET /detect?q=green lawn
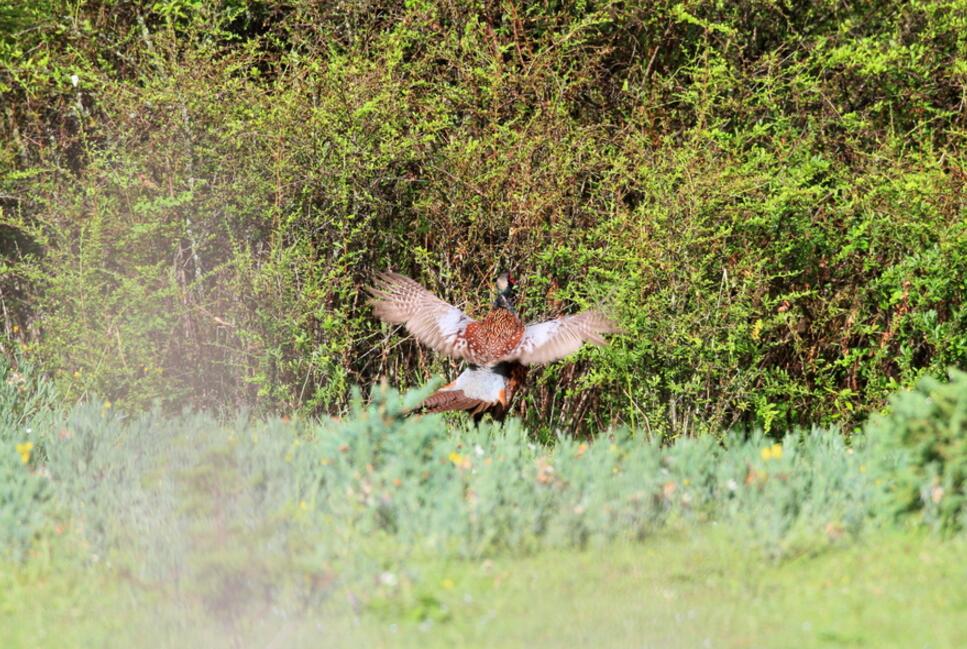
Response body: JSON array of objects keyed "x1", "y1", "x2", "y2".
[
  {"x1": 344, "y1": 528, "x2": 967, "y2": 649},
  {"x1": 4, "y1": 528, "x2": 964, "y2": 649}
]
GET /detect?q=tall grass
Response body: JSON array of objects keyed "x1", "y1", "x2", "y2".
[{"x1": 3, "y1": 367, "x2": 962, "y2": 584}]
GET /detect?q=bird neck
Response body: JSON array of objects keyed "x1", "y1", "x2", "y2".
[{"x1": 494, "y1": 292, "x2": 517, "y2": 315}]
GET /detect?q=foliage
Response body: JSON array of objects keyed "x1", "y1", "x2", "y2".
[
  {"x1": 0, "y1": 352, "x2": 58, "y2": 435},
  {"x1": 2, "y1": 373, "x2": 966, "y2": 635},
  {"x1": 0, "y1": 443, "x2": 48, "y2": 560},
  {"x1": 20, "y1": 383, "x2": 877, "y2": 574},
  {"x1": 8, "y1": 369, "x2": 967, "y2": 573},
  {"x1": 1, "y1": 1, "x2": 966, "y2": 434},
  {"x1": 867, "y1": 368, "x2": 967, "y2": 532},
  {"x1": 0, "y1": 355, "x2": 56, "y2": 559}
]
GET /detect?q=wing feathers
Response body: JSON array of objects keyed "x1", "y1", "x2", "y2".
[
  {"x1": 368, "y1": 271, "x2": 621, "y2": 367},
  {"x1": 510, "y1": 311, "x2": 620, "y2": 366},
  {"x1": 367, "y1": 272, "x2": 474, "y2": 359}
]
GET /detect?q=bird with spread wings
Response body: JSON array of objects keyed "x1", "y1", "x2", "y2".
[{"x1": 368, "y1": 271, "x2": 621, "y2": 421}]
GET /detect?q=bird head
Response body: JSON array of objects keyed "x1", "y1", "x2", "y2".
[{"x1": 494, "y1": 271, "x2": 517, "y2": 311}]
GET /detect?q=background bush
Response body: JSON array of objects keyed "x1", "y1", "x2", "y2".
[
  {"x1": 868, "y1": 368, "x2": 967, "y2": 532},
  {"x1": 1, "y1": 1, "x2": 965, "y2": 435}
]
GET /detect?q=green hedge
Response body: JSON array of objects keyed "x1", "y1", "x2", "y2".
[
  {"x1": 868, "y1": 368, "x2": 967, "y2": 532},
  {"x1": 1, "y1": 1, "x2": 965, "y2": 434}
]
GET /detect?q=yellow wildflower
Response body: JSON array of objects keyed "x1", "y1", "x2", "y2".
[
  {"x1": 760, "y1": 443, "x2": 783, "y2": 461},
  {"x1": 16, "y1": 441, "x2": 33, "y2": 465},
  {"x1": 448, "y1": 452, "x2": 471, "y2": 470},
  {"x1": 102, "y1": 400, "x2": 112, "y2": 410},
  {"x1": 441, "y1": 578, "x2": 455, "y2": 590},
  {"x1": 299, "y1": 500, "x2": 309, "y2": 512}
]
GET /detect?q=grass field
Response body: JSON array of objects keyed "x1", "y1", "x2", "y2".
[
  {"x1": 3, "y1": 527, "x2": 965, "y2": 648},
  {"x1": 364, "y1": 530, "x2": 966, "y2": 649}
]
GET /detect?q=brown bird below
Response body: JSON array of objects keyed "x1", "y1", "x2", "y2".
[{"x1": 367, "y1": 271, "x2": 620, "y2": 422}]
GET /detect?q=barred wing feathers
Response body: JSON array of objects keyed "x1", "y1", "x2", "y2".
[
  {"x1": 509, "y1": 311, "x2": 620, "y2": 366},
  {"x1": 368, "y1": 272, "x2": 474, "y2": 360}
]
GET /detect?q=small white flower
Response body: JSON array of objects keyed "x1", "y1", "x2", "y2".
[
  {"x1": 70, "y1": 74, "x2": 79, "y2": 87},
  {"x1": 379, "y1": 571, "x2": 397, "y2": 587},
  {"x1": 726, "y1": 478, "x2": 738, "y2": 493},
  {"x1": 474, "y1": 444, "x2": 484, "y2": 457}
]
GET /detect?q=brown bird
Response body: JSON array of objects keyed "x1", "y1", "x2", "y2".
[{"x1": 368, "y1": 271, "x2": 620, "y2": 422}]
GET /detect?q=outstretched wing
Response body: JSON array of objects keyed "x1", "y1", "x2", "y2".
[
  {"x1": 507, "y1": 311, "x2": 620, "y2": 366},
  {"x1": 367, "y1": 272, "x2": 474, "y2": 360}
]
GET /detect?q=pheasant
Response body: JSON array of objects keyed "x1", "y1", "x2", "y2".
[{"x1": 368, "y1": 271, "x2": 620, "y2": 421}]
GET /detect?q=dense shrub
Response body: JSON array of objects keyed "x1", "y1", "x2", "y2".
[
  {"x1": 867, "y1": 368, "x2": 967, "y2": 532},
  {"x1": 1, "y1": 1, "x2": 965, "y2": 434}
]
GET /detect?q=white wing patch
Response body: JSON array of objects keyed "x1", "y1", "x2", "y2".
[
  {"x1": 437, "y1": 308, "x2": 472, "y2": 346},
  {"x1": 518, "y1": 321, "x2": 560, "y2": 348},
  {"x1": 508, "y1": 311, "x2": 620, "y2": 366}
]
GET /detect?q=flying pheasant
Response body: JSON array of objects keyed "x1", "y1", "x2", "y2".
[{"x1": 368, "y1": 271, "x2": 620, "y2": 421}]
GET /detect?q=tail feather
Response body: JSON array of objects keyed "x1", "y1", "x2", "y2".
[{"x1": 422, "y1": 389, "x2": 487, "y2": 414}]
